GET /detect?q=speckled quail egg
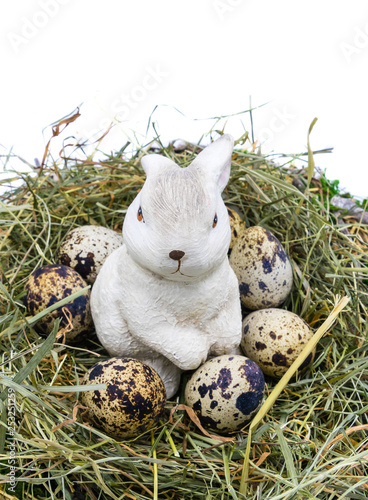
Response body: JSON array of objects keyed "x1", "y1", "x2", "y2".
[
  {"x1": 81, "y1": 357, "x2": 166, "y2": 439},
  {"x1": 185, "y1": 355, "x2": 265, "y2": 434},
  {"x1": 24, "y1": 264, "x2": 92, "y2": 341},
  {"x1": 229, "y1": 226, "x2": 293, "y2": 310},
  {"x1": 227, "y1": 207, "x2": 246, "y2": 250},
  {"x1": 241, "y1": 309, "x2": 315, "y2": 378},
  {"x1": 58, "y1": 225, "x2": 124, "y2": 284}
]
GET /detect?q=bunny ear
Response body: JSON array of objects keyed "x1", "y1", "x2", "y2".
[
  {"x1": 141, "y1": 154, "x2": 177, "y2": 177},
  {"x1": 191, "y1": 134, "x2": 234, "y2": 192}
]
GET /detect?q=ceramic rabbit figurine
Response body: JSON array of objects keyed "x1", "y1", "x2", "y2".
[{"x1": 91, "y1": 134, "x2": 242, "y2": 398}]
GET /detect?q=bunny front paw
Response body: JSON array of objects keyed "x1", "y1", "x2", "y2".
[{"x1": 133, "y1": 324, "x2": 210, "y2": 372}]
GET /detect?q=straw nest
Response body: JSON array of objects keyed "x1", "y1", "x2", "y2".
[{"x1": 0, "y1": 115, "x2": 367, "y2": 499}]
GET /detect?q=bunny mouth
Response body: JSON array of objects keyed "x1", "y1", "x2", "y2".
[{"x1": 170, "y1": 260, "x2": 194, "y2": 278}]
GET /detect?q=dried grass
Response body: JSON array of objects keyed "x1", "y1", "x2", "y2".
[{"x1": 0, "y1": 111, "x2": 367, "y2": 499}]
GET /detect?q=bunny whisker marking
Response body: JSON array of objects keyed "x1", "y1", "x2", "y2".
[{"x1": 91, "y1": 134, "x2": 242, "y2": 398}]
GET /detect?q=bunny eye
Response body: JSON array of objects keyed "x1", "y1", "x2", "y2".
[
  {"x1": 137, "y1": 206, "x2": 144, "y2": 222},
  {"x1": 212, "y1": 213, "x2": 218, "y2": 228}
]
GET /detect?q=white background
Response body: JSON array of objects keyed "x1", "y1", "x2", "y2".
[{"x1": 1, "y1": 0, "x2": 367, "y2": 198}]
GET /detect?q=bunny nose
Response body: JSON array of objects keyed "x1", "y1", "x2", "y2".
[{"x1": 169, "y1": 250, "x2": 185, "y2": 261}]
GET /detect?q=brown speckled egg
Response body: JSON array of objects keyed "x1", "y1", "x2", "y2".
[
  {"x1": 229, "y1": 226, "x2": 293, "y2": 310},
  {"x1": 241, "y1": 309, "x2": 315, "y2": 378},
  {"x1": 24, "y1": 264, "x2": 92, "y2": 341},
  {"x1": 58, "y1": 225, "x2": 124, "y2": 284},
  {"x1": 81, "y1": 358, "x2": 166, "y2": 439},
  {"x1": 185, "y1": 355, "x2": 265, "y2": 434},
  {"x1": 227, "y1": 207, "x2": 246, "y2": 250}
]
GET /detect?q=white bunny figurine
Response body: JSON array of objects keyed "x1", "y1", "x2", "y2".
[{"x1": 91, "y1": 134, "x2": 242, "y2": 398}]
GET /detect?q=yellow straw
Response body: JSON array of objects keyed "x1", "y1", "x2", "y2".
[{"x1": 239, "y1": 295, "x2": 350, "y2": 496}]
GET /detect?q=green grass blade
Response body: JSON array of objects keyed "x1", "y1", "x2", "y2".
[
  {"x1": 274, "y1": 425, "x2": 298, "y2": 486},
  {"x1": 0, "y1": 319, "x2": 60, "y2": 402}
]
